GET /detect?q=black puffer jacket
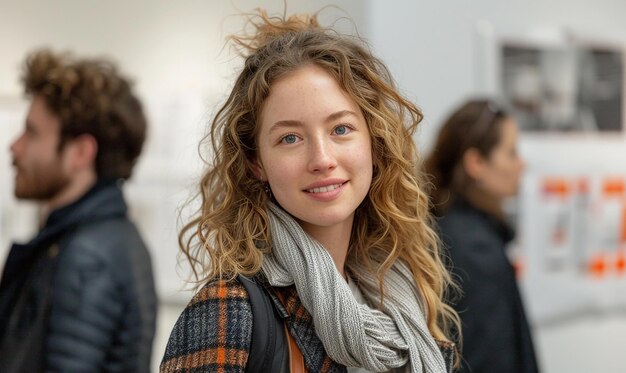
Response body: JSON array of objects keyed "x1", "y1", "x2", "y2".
[
  {"x1": 0, "y1": 181, "x2": 157, "y2": 372},
  {"x1": 438, "y1": 198, "x2": 539, "y2": 373}
]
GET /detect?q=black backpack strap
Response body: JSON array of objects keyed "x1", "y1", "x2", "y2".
[{"x1": 239, "y1": 275, "x2": 288, "y2": 373}]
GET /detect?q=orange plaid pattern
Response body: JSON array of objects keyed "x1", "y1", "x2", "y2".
[
  {"x1": 160, "y1": 280, "x2": 251, "y2": 372},
  {"x1": 160, "y1": 277, "x2": 455, "y2": 372}
]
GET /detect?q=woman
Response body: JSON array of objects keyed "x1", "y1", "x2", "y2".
[
  {"x1": 161, "y1": 10, "x2": 458, "y2": 373},
  {"x1": 425, "y1": 99, "x2": 539, "y2": 373}
]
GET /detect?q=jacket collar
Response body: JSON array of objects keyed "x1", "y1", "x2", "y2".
[
  {"x1": 452, "y1": 197, "x2": 515, "y2": 244},
  {"x1": 265, "y1": 284, "x2": 344, "y2": 372},
  {"x1": 33, "y1": 179, "x2": 127, "y2": 246},
  {"x1": 2, "y1": 180, "x2": 127, "y2": 285}
]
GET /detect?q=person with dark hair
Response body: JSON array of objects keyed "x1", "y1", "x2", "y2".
[
  {"x1": 424, "y1": 99, "x2": 539, "y2": 373},
  {"x1": 160, "y1": 9, "x2": 459, "y2": 373},
  {"x1": 0, "y1": 49, "x2": 157, "y2": 372}
]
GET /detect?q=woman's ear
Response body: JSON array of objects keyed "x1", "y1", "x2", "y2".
[
  {"x1": 250, "y1": 158, "x2": 267, "y2": 181},
  {"x1": 462, "y1": 148, "x2": 486, "y2": 180}
]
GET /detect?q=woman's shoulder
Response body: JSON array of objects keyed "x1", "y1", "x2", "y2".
[
  {"x1": 439, "y1": 199, "x2": 502, "y2": 236},
  {"x1": 188, "y1": 277, "x2": 250, "y2": 308},
  {"x1": 160, "y1": 277, "x2": 253, "y2": 372},
  {"x1": 438, "y1": 200, "x2": 481, "y2": 224}
]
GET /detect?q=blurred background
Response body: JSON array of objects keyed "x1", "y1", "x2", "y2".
[{"x1": 1, "y1": 0, "x2": 625, "y2": 371}]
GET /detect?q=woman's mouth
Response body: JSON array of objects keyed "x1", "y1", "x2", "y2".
[{"x1": 306, "y1": 183, "x2": 344, "y2": 194}]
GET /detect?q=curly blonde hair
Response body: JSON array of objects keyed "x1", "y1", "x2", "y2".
[{"x1": 181, "y1": 9, "x2": 459, "y2": 342}]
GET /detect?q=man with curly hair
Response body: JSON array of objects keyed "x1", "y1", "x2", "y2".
[{"x1": 0, "y1": 49, "x2": 157, "y2": 372}]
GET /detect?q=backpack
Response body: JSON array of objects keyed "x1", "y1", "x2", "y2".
[{"x1": 239, "y1": 275, "x2": 289, "y2": 373}]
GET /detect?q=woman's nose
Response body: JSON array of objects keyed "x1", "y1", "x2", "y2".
[{"x1": 307, "y1": 138, "x2": 337, "y2": 173}]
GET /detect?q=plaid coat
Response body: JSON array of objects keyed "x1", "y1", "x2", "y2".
[{"x1": 160, "y1": 277, "x2": 455, "y2": 373}]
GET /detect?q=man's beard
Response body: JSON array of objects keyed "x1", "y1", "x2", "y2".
[{"x1": 13, "y1": 161, "x2": 71, "y2": 202}]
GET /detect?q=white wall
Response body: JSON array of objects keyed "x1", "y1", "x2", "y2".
[
  {"x1": 2, "y1": 1, "x2": 626, "y2": 372},
  {"x1": 363, "y1": 1, "x2": 626, "y2": 372},
  {"x1": 364, "y1": 0, "x2": 626, "y2": 151}
]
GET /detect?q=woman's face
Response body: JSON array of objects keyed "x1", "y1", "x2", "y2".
[
  {"x1": 475, "y1": 117, "x2": 525, "y2": 199},
  {"x1": 253, "y1": 64, "x2": 373, "y2": 239}
]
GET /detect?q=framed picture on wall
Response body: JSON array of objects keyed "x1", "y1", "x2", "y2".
[{"x1": 501, "y1": 42, "x2": 624, "y2": 132}]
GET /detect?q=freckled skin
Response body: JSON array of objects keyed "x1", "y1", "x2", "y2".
[{"x1": 254, "y1": 65, "x2": 373, "y2": 259}]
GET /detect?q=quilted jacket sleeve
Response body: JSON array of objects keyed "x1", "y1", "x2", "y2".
[
  {"x1": 45, "y1": 220, "x2": 156, "y2": 373},
  {"x1": 160, "y1": 280, "x2": 253, "y2": 373},
  {"x1": 45, "y1": 238, "x2": 124, "y2": 371}
]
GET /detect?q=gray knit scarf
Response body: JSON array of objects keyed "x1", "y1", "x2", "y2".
[{"x1": 261, "y1": 203, "x2": 446, "y2": 372}]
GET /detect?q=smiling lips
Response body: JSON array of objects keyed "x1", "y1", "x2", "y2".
[
  {"x1": 306, "y1": 183, "x2": 344, "y2": 193},
  {"x1": 303, "y1": 180, "x2": 348, "y2": 200}
]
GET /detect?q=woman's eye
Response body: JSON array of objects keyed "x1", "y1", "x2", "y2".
[
  {"x1": 334, "y1": 125, "x2": 351, "y2": 135},
  {"x1": 281, "y1": 134, "x2": 298, "y2": 144}
]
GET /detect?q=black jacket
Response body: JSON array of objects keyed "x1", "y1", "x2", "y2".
[
  {"x1": 438, "y1": 199, "x2": 539, "y2": 373},
  {"x1": 0, "y1": 181, "x2": 157, "y2": 372}
]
